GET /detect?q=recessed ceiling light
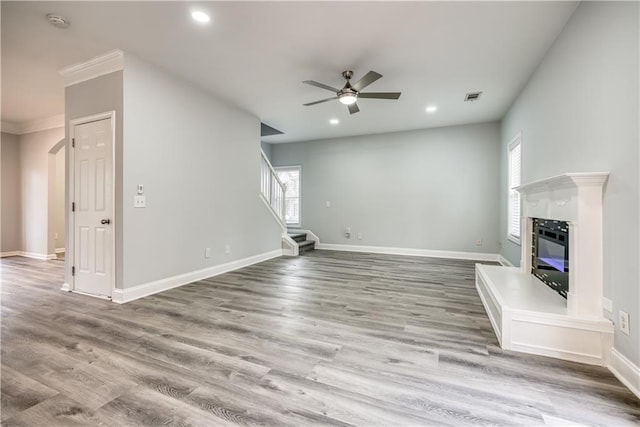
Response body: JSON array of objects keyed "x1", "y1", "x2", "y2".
[
  {"x1": 426, "y1": 106, "x2": 437, "y2": 113},
  {"x1": 329, "y1": 119, "x2": 339, "y2": 125},
  {"x1": 191, "y1": 11, "x2": 210, "y2": 23}
]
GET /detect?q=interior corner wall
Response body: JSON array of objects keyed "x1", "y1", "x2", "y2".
[
  {"x1": 65, "y1": 70, "x2": 124, "y2": 288},
  {"x1": 54, "y1": 147, "x2": 66, "y2": 251},
  {"x1": 499, "y1": 1, "x2": 640, "y2": 363},
  {"x1": 121, "y1": 53, "x2": 281, "y2": 289},
  {"x1": 1, "y1": 132, "x2": 21, "y2": 253},
  {"x1": 17, "y1": 127, "x2": 65, "y2": 257},
  {"x1": 270, "y1": 122, "x2": 501, "y2": 254},
  {"x1": 261, "y1": 141, "x2": 272, "y2": 161}
]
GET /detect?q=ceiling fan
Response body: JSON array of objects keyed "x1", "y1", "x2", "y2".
[{"x1": 303, "y1": 70, "x2": 401, "y2": 114}]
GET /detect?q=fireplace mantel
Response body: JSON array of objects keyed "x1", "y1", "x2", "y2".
[
  {"x1": 515, "y1": 172, "x2": 609, "y2": 194},
  {"x1": 517, "y1": 172, "x2": 609, "y2": 318},
  {"x1": 475, "y1": 172, "x2": 613, "y2": 366}
]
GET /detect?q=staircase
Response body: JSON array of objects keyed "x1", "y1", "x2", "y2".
[
  {"x1": 288, "y1": 231, "x2": 316, "y2": 254},
  {"x1": 259, "y1": 149, "x2": 318, "y2": 256}
]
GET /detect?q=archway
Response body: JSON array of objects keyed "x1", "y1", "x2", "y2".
[{"x1": 47, "y1": 138, "x2": 66, "y2": 260}]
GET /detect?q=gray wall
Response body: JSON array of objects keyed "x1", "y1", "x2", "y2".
[
  {"x1": 54, "y1": 147, "x2": 65, "y2": 251},
  {"x1": 1, "y1": 132, "x2": 20, "y2": 253},
  {"x1": 261, "y1": 141, "x2": 272, "y2": 161},
  {"x1": 121, "y1": 53, "x2": 281, "y2": 288},
  {"x1": 499, "y1": 1, "x2": 639, "y2": 364},
  {"x1": 271, "y1": 122, "x2": 501, "y2": 254},
  {"x1": 66, "y1": 70, "x2": 124, "y2": 287},
  {"x1": 18, "y1": 127, "x2": 65, "y2": 256}
]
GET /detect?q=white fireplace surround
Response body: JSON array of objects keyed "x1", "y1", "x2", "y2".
[{"x1": 476, "y1": 172, "x2": 614, "y2": 366}]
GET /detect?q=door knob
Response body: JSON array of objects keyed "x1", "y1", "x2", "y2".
[{"x1": 101, "y1": 219, "x2": 111, "y2": 225}]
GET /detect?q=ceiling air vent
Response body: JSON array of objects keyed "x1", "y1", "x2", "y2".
[
  {"x1": 46, "y1": 14, "x2": 71, "y2": 29},
  {"x1": 464, "y1": 91, "x2": 483, "y2": 102}
]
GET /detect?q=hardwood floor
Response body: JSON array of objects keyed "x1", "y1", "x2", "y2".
[{"x1": 1, "y1": 251, "x2": 638, "y2": 426}]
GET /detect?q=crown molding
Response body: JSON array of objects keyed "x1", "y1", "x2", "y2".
[
  {"x1": 1, "y1": 114, "x2": 65, "y2": 135},
  {"x1": 59, "y1": 49, "x2": 124, "y2": 87},
  {"x1": 1, "y1": 121, "x2": 22, "y2": 134}
]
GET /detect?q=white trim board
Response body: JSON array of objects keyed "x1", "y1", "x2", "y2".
[
  {"x1": 1, "y1": 115, "x2": 64, "y2": 135},
  {"x1": 111, "y1": 249, "x2": 282, "y2": 304},
  {"x1": 316, "y1": 243, "x2": 500, "y2": 262},
  {"x1": 0, "y1": 251, "x2": 21, "y2": 258},
  {"x1": 498, "y1": 255, "x2": 515, "y2": 267},
  {"x1": 1, "y1": 251, "x2": 57, "y2": 260},
  {"x1": 59, "y1": 49, "x2": 124, "y2": 87},
  {"x1": 609, "y1": 348, "x2": 640, "y2": 400}
]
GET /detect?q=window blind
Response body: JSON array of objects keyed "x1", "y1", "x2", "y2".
[{"x1": 508, "y1": 138, "x2": 522, "y2": 242}]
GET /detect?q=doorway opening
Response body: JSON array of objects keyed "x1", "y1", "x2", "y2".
[{"x1": 47, "y1": 138, "x2": 66, "y2": 262}]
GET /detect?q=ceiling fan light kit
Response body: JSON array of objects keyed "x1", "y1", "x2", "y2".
[
  {"x1": 303, "y1": 70, "x2": 401, "y2": 114},
  {"x1": 339, "y1": 93, "x2": 357, "y2": 105}
]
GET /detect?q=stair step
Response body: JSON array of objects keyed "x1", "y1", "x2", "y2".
[
  {"x1": 288, "y1": 233, "x2": 307, "y2": 243},
  {"x1": 298, "y1": 240, "x2": 315, "y2": 253}
]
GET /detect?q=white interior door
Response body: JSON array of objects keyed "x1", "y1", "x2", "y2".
[{"x1": 73, "y1": 117, "x2": 113, "y2": 297}]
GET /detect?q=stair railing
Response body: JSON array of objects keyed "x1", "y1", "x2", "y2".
[{"x1": 260, "y1": 150, "x2": 286, "y2": 229}]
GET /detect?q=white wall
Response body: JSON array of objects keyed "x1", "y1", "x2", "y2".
[
  {"x1": 271, "y1": 122, "x2": 501, "y2": 254},
  {"x1": 1, "y1": 132, "x2": 21, "y2": 253},
  {"x1": 17, "y1": 127, "x2": 65, "y2": 256},
  {"x1": 500, "y1": 2, "x2": 639, "y2": 364},
  {"x1": 121, "y1": 54, "x2": 282, "y2": 289}
]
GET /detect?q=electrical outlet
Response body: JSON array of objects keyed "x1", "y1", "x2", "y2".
[
  {"x1": 225, "y1": 245, "x2": 231, "y2": 254},
  {"x1": 357, "y1": 233, "x2": 363, "y2": 240},
  {"x1": 134, "y1": 195, "x2": 146, "y2": 208},
  {"x1": 476, "y1": 239, "x2": 483, "y2": 246},
  {"x1": 204, "y1": 248, "x2": 211, "y2": 258},
  {"x1": 619, "y1": 310, "x2": 630, "y2": 335},
  {"x1": 345, "y1": 227, "x2": 351, "y2": 238}
]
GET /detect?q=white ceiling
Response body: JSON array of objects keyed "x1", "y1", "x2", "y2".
[{"x1": 1, "y1": 1, "x2": 578, "y2": 143}]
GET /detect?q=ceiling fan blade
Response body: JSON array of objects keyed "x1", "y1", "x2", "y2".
[
  {"x1": 348, "y1": 103, "x2": 360, "y2": 114},
  {"x1": 303, "y1": 80, "x2": 340, "y2": 93},
  {"x1": 352, "y1": 71, "x2": 382, "y2": 92},
  {"x1": 358, "y1": 92, "x2": 402, "y2": 100},
  {"x1": 303, "y1": 97, "x2": 339, "y2": 106}
]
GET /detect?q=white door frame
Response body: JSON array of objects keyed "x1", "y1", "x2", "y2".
[{"x1": 68, "y1": 111, "x2": 116, "y2": 299}]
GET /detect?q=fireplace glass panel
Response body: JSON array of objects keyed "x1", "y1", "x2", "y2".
[{"x1": 532, "y1": 218, "x2": 569, "y2": 298}]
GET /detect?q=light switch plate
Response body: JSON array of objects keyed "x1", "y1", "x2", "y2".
[{"x1": 134, "y1": 195, "x2": 146, "y2": 208}]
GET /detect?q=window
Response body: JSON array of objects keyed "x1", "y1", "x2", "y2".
[
  {"x1": 507, "y1": 134, "x2": 522, "y2": 244},
  {"x1": 275, "y1": 166, "x2": 301, "y2": 226}
]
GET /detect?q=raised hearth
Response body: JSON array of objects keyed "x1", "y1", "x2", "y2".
[{"x1": 476, "y1": 172, "x2": 613, "y2": 366}]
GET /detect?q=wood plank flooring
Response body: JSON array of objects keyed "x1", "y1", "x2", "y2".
[{"x1": 1, "y1": 251, "x2": 638, "y2": 426}]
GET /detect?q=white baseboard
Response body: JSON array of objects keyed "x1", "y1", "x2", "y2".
[
  {"x1": 55, "y1": 248, "x2": 66, "y2": 254},
  {"x1": 61, "y1": 283, "x2": 71, "y2": 292},
  {"x1": 498, "y1": 255, "x2": 515, "y2": 267},
  {"x1": 609, "y1": 348, "x2": 640, "y2": 399},
  {"x1": 315, "y1": 243, "x2": 500, "y2": 262},
  {"x1": 0, "y1": 251, "x2": 20, "y2": 258},
  {"x1": 112, "y1": 249, "x2": 282, "y2": 304},
  {"x1": 12, "y1": 251, "x2": 57, "y2": 260}
]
